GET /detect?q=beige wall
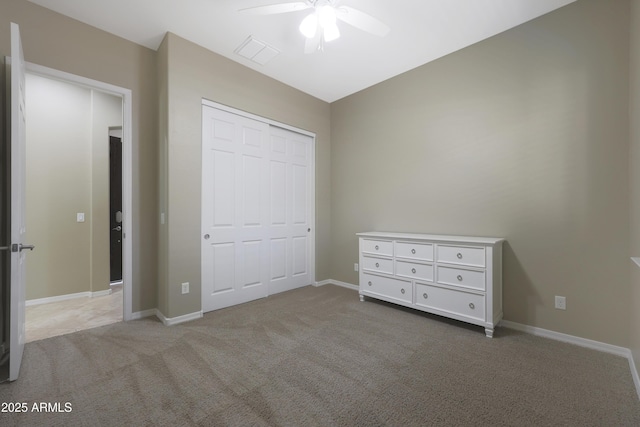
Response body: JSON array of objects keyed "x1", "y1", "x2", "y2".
[
  {"x1": 25, "y1": 74, "x2": 92, "y2": 299},
  {"x1": 25, "y1": 75, "x2": 122, "y2": 300},
  {"x1": 330, "y1": 0, "x2": 630, "y2": 346},
  {"x1": 160, "y1": 33, "x2": 331, "y2": 318},
  {"x1": 630, "y1": 0, "x2": 640, "y2": 387},
  {"x1": 0, "y1": 0, "x2": 158, "y2": 312}
]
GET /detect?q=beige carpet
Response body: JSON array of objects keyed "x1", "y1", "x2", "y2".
[{"x1": 1, "y1": 284, "x2": 639, "y2": 426}]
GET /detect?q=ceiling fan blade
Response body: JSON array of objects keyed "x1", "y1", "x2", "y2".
[
  {"x1": 239, "y1": 2, "x2": 311, "y2": 15},
  {"x1": 304, "y1": 32, "x2": 322, "y2": 54},
  {"x1": 336, "y1": 6, "x2": 390, "y2": 37}
]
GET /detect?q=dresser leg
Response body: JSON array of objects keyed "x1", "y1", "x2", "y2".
[
  {"x1": 485, "y1": 327, "x2": 494, "y2": 338},
  {"x1": 359, "y1": 294, "x2": 364, "y2": 302}
]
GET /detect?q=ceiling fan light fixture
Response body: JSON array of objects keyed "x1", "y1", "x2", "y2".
[
  {"x1": 323, "y1": 23, "x2": 340, "y2": 42},
  {"x1": 240, "y1": 1, "x2": 388, "y2": 53},
  {"x1": 299, "y1": 13, "x2": 318, "y2": 38},
  {"x1": 318, "y1": 5, "x2": 337, "y2": 28}
]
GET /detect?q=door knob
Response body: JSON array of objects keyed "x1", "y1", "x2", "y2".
[
  {"x1": 112, "y1": 225, "x2": 122, "y2": 232},
  {"x1": 11, "y1": 243, "x2": 35, "y2": 252}
]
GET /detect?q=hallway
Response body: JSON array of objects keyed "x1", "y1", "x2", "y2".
[{"x1": 25, "y1": 285, "x2": 123, "y2": 342}]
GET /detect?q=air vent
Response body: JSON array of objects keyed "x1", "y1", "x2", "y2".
[{"x1": 235, "y1": 36, "x2": 280, "y2": 65}]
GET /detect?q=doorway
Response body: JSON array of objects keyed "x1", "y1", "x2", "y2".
[
  {"x1": 23, "y1": 73, "x2": 125, "y2": 341},
  {"x1": 23, "y1": 63, "x2": 134, "y2": 326}
]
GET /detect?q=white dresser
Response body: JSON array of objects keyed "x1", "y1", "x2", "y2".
[{"x1": 357, "y1": 232, "x2": 504, "y2": 337}]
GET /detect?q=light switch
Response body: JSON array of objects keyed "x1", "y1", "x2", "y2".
[{"x1": 77, "y1": 213, "x2": 85, "y2": 223}]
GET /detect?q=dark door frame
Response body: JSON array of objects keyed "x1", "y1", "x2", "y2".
[{"x1": 109, "y1": 128, "x2": 123, "y2": 284}]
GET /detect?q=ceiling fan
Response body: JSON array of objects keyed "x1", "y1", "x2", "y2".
[{"x1": 239, "y1": 0, "x2": 390, "y2": 53}]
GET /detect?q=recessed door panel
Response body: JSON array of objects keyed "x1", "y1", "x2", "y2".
[
  {"x1": 212, "y1": 243, "x2": 234, "y2": 294},
  {"x1": 243, "y1": 155, "x2": 261, "y2": 226},
  {"x1": 242, "y1": 240, "x2": 262, "y2": 287},
  {"x1": 270, "y1": 161, "x2": 286, "y2": 225},
  {"x1": 293, "y1": 164, "x2": 307, "y2": 225},
  {"x1": 213, "y1": 119, "x2": 234, "y2": 141},
  {"x1": 292, "y1": 139, "x2": 307, "y2": 161},
  {"x1": 271, "y1": 238, "x2": 287, "y2": 280},
  {"x1": 292, "y1": 236, "x2": 307, "y2": 276},
  {"x1": 212, "y1": 149, "x2": 234, "y2": 227},
  {"x1": 243, "y1": 126, "x2": 262, "y2": 149},
  {"x1": 271, "y1": 134, "x2": 286, "y2": 155}
]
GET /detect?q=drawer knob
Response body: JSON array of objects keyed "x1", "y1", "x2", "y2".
[
  {"x1": 411, "y1": 268, "x2": 416, "y2": 274},
  {"x1": 368, "y1": 281, "x2": 372, "y2": 286},
  {"x1": 411, "y1": 249, "x2": 416, "y2": 254},
  {"x1": 457, "y1": 275, "x2": 463, "y2": 281},
  {"x1": 375, "y1": 262, "x2": 380, "y2": 268},
  {"x1": 469, "y1": 303, "x2": 475, "y2": 309},
  {"x1": 401, "y1": 288, "x2": 405, "y2": 294},
  {"x1": 423, "y1": 293, "x2": 428, "y2": 299},
  {"x1": 375, "y1": 245, "x2": 379, "y2": 250},
  {"x1": 457, "y1": 253, "x2": 463, "y2": 259}
]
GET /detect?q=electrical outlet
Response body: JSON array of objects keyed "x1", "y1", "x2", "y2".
[
  {"x1": 555, "y1": 296, "x2": 566, "y2": 310},
  {"x1": 354, "y1": 263, "x2": 359, "y2": 272},
  {"x1": 181, "y1": 282, "x2": 189, "y2": 295}
]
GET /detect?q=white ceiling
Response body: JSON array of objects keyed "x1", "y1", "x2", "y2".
[{"x1": 27, "y1": 0, "x2": 575, "y2": 103}]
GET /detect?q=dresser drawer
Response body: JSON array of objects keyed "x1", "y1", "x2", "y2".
[
  {"x1": 362, "y1": 274, "x2": 412, "y2": 303},
  {"x1": 396, "y1": 260, "x2": 433, "y2": 282},
  {"x1": 436, "y1": 266, "x2": 485, "y2": 291},
  {"x1": 395, "y1": 241, "x2": 433, "y2": 261},
  {"x1": 361, "y1": 239, "x2": 393, "y2": 257},
  {"x1": 362, "y1": 256, "x2": 393, "y2": 275},
  {"x1": 415, "y1": 283, "x2": 485, "y2": 322},
  {"x1": 437, "y1": 245, "x2": 485, "y2": 267}
]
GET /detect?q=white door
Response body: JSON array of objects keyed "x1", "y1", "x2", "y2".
[
  {"x1": 201, "y1": 105, "x2": 314, "y2": 313},
  {"x1": 201, "y1": 107, "x2": 270, "y2": 312},
  {"x1": 267, "y1": 126, "x2": 313, "y2": 295},
  {"x1": 9, "y1": 22, "x2": 31, "y2": 381}
]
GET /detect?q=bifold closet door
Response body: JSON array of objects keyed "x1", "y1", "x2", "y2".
[
  {"x1": 267, "y1": 126, "x2": 313, "y2": 295},
  {"x1": 201, "y1": 105, "x2": 313, "y2": 313}
]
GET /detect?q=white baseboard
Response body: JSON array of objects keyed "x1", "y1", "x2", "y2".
[
  {"x1": 130, "y1": 308, "x2": 158, "y2": 321},
  {"x1": 314, "y1": 279, "x2": 358, "y2": 291},
  {"x1": 156, "y1": 310, "x2": 203, "y2": 326},
  {"x1": 26, "y1": 292, "x2": 88, "y2": 307},
  {"x1": 27, "y1": 289, "x2": 114, "y2": 307},
  {"x1": 500, "y1": 320, "x2": 629, "y2": 357},
  {"x1": 91, "y1": 289, "x2": 112, "y2": 298},
  {"x1": 501, "y1": 320, "x2": 640, "y2": 400},
  {"x1": 631, "y1": 351, "x2": 640, "y2": 401}
]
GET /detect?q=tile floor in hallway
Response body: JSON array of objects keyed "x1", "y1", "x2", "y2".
[{"x1": 25, "y1": 285, "x2": 123, "y2": 343}]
